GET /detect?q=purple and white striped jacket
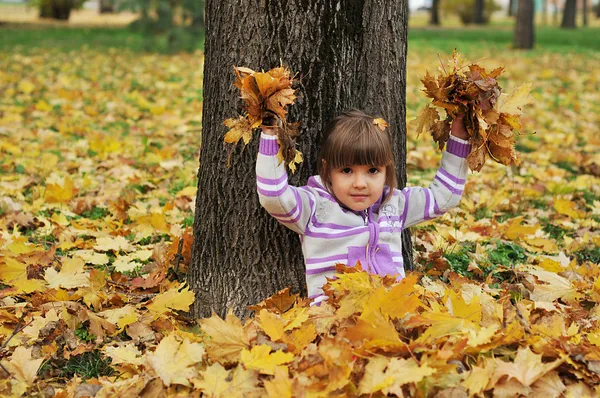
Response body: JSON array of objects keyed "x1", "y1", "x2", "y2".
[{"x1": 256, "y1": 133, "x2": 470, "y2": 304}]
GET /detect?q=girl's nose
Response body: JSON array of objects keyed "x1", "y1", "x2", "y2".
[{"x1": 353, "y1": 174, "x2": 367, "y2": 188}]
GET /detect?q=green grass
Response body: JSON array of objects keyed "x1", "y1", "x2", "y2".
[
  {"x1": 0, "y1": 24, "x2": 204, "y2": 53},
  {"x1": 408, "y1": 25, "x2": 600, "y2": 54},
  {"x1": 2, "y1": 18, "x2": 599, "y2": 55}
]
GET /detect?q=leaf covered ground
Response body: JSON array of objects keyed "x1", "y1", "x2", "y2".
[{"x1": 1, "y1": 43, "x2": 600, "y2": 397}]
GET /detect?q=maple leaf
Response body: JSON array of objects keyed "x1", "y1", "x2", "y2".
[
  {"x1": 264, "y1": 366, "x2": 292, "y2": 398},
  {"x1": 199, "y1": 311, "x2": 250, "y2": 364},
  {"x1": 496, "y1": 83, "x2": 532, "y2": 116},
  {"x1": 193, "y1": 362, "x2": 231, "y2": 397},
  {"x1": 146, "y1": 334, "x2": 205, "y2": 387},
  {"x1": 1, "y1": 346, "x2": 44, "y2": 394},
  {"x1": 373, "y1": 117, "x2": 388, "y2": 131},
  {"x1": 223, "y1": 116, "x2": 253, "y2": 146},
  {"x1": 411, "y1": 103, "x2": 440, "y2": 137},
  {"x1": 146, "y1": 282, "x2": 194, "y2": 315},
  {"x1": 44, "y1": 173, "x2": 76, "y2": 203},
  {"x1": 240, "y1": 345, "x2": 294, "y2": 375},
  {"x1": 44, "y1": 256, "x2": 90, "y2": 289},
  {"x1": 489, "y1": 346, "x2": 564, "y2": 388},
  {"x1": 258, "y1": 309, "x2": 285, "y2": 342}
]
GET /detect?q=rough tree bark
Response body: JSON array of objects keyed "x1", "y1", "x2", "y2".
[
  {"x1": 514, "y1": 0, "x2": 535, "y2": 49},
  {"x1": 474, "y1": 0, "x2": 485, "y2": 24},
  {"x1": 189, "y1": 0, "x2": 410, "y2": 319},
  {"x1": 430, "y1": 0, "x2": 441, "y2": 25},
  {"x1": 561, "y1": 0, "x2": 577, "y2": 28}
]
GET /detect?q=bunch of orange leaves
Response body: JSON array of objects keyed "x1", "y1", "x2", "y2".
[
  {"x1": 412, "y1": 50, "x2": 533, "y2": 172},
  {"x1": 223, "y1": 65, "x2": 303, "y2": 172}
]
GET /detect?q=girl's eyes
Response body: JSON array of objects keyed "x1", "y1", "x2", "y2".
[{"x1": 339, "y1": 167, "x2": 381, "y2": 174}]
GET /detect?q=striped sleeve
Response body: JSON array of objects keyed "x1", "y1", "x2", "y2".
[
  {"x1": 256, "y1": 133, "x2": 315, "y2": 235},
  {"x1": 398, "y1": 134, "x2": 470, "y2": 229}
]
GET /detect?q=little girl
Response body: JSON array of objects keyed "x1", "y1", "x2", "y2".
[{"x1": 256, "y1": 109, "x2": 470, "y2": 305}]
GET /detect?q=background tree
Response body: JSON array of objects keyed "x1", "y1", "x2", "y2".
[
  {"x1": 99, "y1": 0, "x2": 115, "y2": 14},
  {"x1": 561, "y1": 0, "x2": 577, "y2": 27},
  {"x1": 508, "y1": 0, "x2": 515, "y2": 16},
  {"x1": 514, "y1": 0, "x2": 535, "y2": 49},
  {"x1": 120, "y1": 0, "x2": 205, "y2": 52},
  {"x1": 474, "y1": 0, "x2": 485, "y2": 23},
  {"x1": 583, "y1": 0, "x2": 588, "y2": 26},
  {"x1": 430, "y1": 0, "x2": 441, "y2": 25},
  {"x1": 38, "y1": 0, "x2": 86, "y2": 20},
  {"x1": 189, "y1": 0, "x2": 411, "y2": 319}
]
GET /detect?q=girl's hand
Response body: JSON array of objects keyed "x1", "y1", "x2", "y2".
[
  {"x1": 261, "y1": 126, "x2": 278, "y2": 136},
  {"x1": 450, "y1": 114, "x2": 469, "y2": 140}
]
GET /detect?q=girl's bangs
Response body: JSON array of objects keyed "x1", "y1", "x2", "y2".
[{"x1": 328, "y1": 128, "x2": 393, "y2": 169}]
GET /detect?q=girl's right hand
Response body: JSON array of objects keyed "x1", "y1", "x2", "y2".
[{"x1": 261, "y1": 126, "x2": 278, "y2": 136}]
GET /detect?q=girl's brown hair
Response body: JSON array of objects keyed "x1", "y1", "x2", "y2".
[{"x1": 318, "y1": 109, "x2": 397, "y2": 204}]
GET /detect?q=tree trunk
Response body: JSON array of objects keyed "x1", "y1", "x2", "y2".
[
  {"x1": 430, "y1": 0, "x2": 441, "y2": 25},
  {"x1": 542, "y1": 0, "x2": 548, "y2": 25},
  {"x1": 561, "y1": 0, "x2": 577, "y2": 28},
  {"x1": 39, "y1": 0, "x2": 73, "y2": 20},
  {"x1": 189, "y1": 0, "x2": 410, "y2": 319},
  {"x1": 99, "y1": 0, "x2": 115, "y2": 14},
  {"x1": 474, "y1": 0, "x2": 485, "y2": 24},
  {"x1": 582, "y1": 0, "x2": 588, "y2": 26},
  {"x1": 514, "y1": 0, "x2": 535, "y2": 49},
  {"x1": 508, "y1": 0, "x2": 514, "y2": 17}
]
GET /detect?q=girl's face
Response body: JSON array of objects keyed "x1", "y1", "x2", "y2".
[{"x1": 330, "y1": 165, "x2": 387, "y2": 212}]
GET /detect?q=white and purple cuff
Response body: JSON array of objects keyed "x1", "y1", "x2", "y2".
[
  {"x1": 259, "y1": 133, "x2": 279, "y2": 156},
  {"x1": 446, "y1": 135, "x2": 471, "y2": 158}
]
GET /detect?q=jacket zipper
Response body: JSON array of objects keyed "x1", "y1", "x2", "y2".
[{"x1": 364, "y1": 209, "x2": 369, "y2": 269}]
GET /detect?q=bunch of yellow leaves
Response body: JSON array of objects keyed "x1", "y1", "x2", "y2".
[
  {"x1": 412, "y1": 50, "x2": 532, "y2": 172},
  {"x1": 224, "y1": 66, "x2": 303, "y2": 172}
]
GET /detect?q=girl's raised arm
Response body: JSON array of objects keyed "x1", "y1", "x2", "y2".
[
  {"x1": 398, "y1": 119, "x2": 471, "y2": 229},
  {"x1": 256, "y1": 130, "x2": 316, "y2": 235}
]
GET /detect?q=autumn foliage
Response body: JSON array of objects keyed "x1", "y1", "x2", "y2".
[
  {"x1": 413, "y1": 51, "x2": 532, "y2": 172},
  {"x1": 1, "y1": 44, "x2": 600, "y2": 397},
  {"x1": 223, "y1": 66, "x2": 303, "y2": 172}
]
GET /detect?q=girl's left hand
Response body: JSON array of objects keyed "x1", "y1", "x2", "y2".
[{"x1": 451, "y1": 114, "x2": 469, "y2": 140}]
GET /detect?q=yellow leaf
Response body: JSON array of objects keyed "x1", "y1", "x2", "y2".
[
  {"x1": 147, "y1": 283, "x2": 195, "y2": 314},
  {"x1": 44, "y1": 174, "x2": 75, "y2": 203},
  {"x1": 496, "y1": 83, "x2": 532, "y2": 115},
  {"x1": 224, "y1": 116, "x2": 253, "y2": 145},
  {"x1": 384, "y1": 358, "x2": 437, "y2": 392},
  {"x1": 258, "y1": 309, "x2": 285, "y2": 342},
  {"x1": 74, "y1": 250, "x2": 110, "y2": 266},
  {"x1": 411, "y1": 103, "x2": 440, "y2": 137},
  {"x1": 193, "y1": 362, "x2": 230, "y2": 397},
  {"x1": 94, "y1": 236, "x2": 132, "y2": 252},
  {"x1": 199, "y1": 311, "x2": 249, "y2": 364},
  {"x1": 44, "y1": 257, "x2": 89, "y2": 289},
  {"x1": 446, "y1": 289, "x2": 481, "y2": 323},
  {"x1": 358, "y1": 356, "x2": 394, "y2": 395},
  {"x1": 146, "y1": 334, "x2": 205, "y2": 387},
  {"x1": 373, "y1": 117, "x2": 388, "y2": 131},
  {"x1": 528, "y1": 268, "x2": 579, "y2": 303},
  {"x1": 503, "y1": 216, "x2": 538, "y2": 240},
  {"x1": 1, "y1": 346, "x2": 44, "y2": 386},
  {"x1": 18, "y1": 80, "x2": 35, "y2": 94},
  {"x1": 240, "y1": 345, "x2": 294, "y2": 375},
  {"x1": 554, "y1": 197, "x2": 583, "y2": 219},
  {"x1": 462, "y1": 362, "x2": 495, "y2": 396},
  {"x1": 491, "y1": 346, "x2": 563, "y2": 387},
  {"x1": 35, "y1": 99, "x2": 52, "y2": 112},
  {"x1": 264, "y1": 366, "x2": 292, "y2": 398},
  {"x1": 104, "y1": 343, "x2": 143, "y2": 366}
]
